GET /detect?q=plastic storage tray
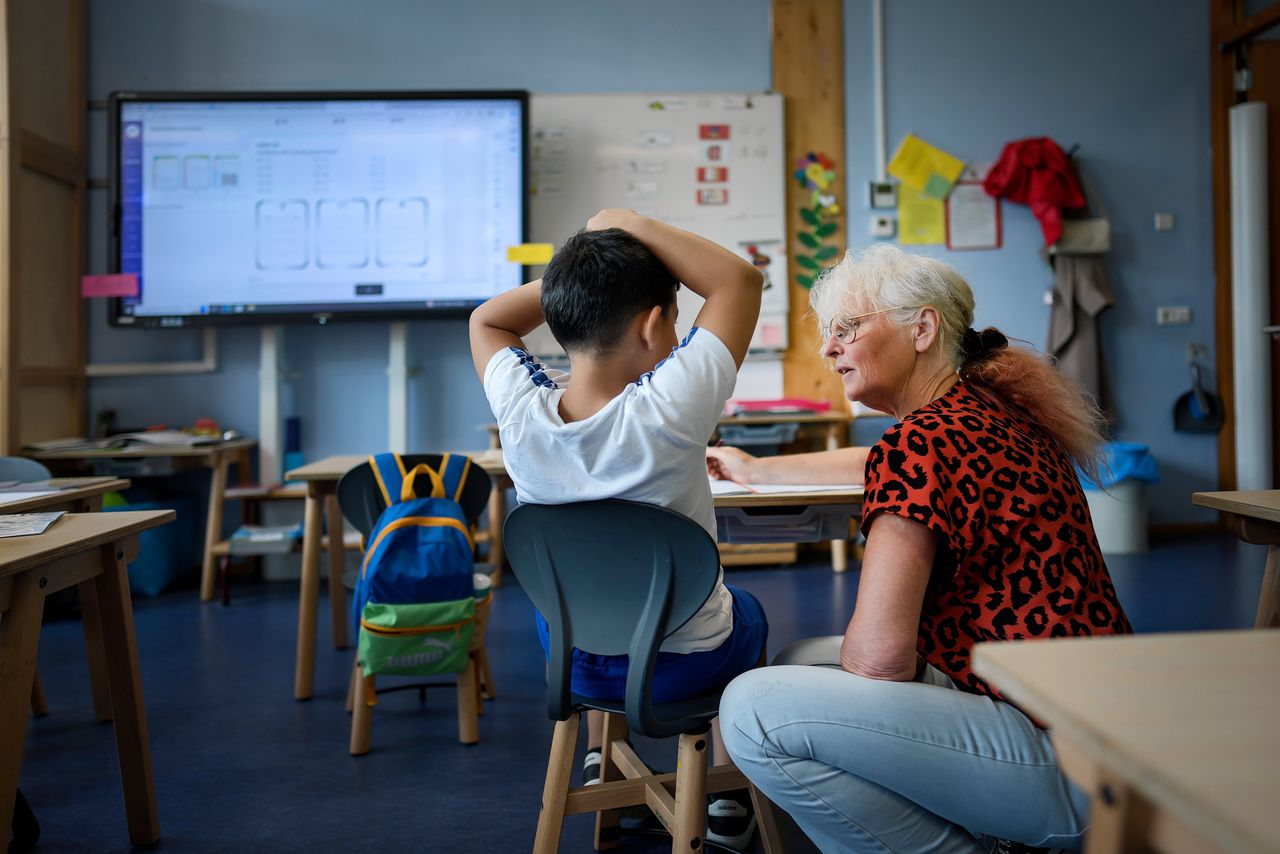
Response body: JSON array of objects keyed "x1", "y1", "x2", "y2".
[
  {"x1": 718, "y1": 422, "x2": 801, "y2": 456},
  {"x1": 715, "y1": 504, "x2": 855, "y2": 544}
]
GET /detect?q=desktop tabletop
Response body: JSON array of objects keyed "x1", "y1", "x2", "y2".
[
  {"x1": 1192, "y1": 489, "x2": 1280, "y2": 523},
  {"x1": 0, "y1": 477, "x2": 129, "y2": 513},
  {"x1": 26, "y1": 437, "x2": 257, "y2": 460},
  {"x1": 0, "y1": 510, "x2": 175, "y2": 576},
  {"x1": 973, "y1": 629, "x2": 1280, "y2": 854}
]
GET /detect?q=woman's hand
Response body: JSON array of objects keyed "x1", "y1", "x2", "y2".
[
  {"x1": 706, "y1": 445, "x2": 758, "y2": 483},
  {"x1": 586, "y1": 208, "x2": 638, "y2": 232}
]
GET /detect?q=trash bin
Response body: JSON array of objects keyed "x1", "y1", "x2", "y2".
[{"x1": 1078, "y1": 442, "x2": 1160, "y2": 555}]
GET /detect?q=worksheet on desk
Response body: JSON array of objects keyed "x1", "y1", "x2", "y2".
[
  {"x1": 709, "y1": 478, "x2": 862, "y2": 496},
  {"x1": 0, "y1": 511, "x2": 64, "y2": 537}
]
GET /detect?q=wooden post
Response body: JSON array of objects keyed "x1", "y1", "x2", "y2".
[{"x1": 773, "y1": 0, "x2": 849, "y2": 411}]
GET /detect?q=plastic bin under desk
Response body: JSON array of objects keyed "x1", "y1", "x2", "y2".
[{"x1": 715, "y1": 504, "x2": 856, "y2": 545}]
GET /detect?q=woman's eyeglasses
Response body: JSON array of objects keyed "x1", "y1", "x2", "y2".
[{"x1": 822, "y1": 306, "x2": 903, "y2": 344}]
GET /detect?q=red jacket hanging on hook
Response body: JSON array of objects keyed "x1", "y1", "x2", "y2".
[{"x1": 983, "y1": 137, "x2": 1085, "y2": 246}]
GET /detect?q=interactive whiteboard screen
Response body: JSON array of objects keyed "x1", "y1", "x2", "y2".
[{"x1": 109, "y1": 91, "x2": 528, "y2": 327}]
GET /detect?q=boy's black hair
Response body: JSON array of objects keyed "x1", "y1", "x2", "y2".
[{"x1": 540, "y1": 228, "x2": 679, "y2": 354}]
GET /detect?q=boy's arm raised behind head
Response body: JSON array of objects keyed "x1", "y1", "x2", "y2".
[
  {"x1": 468, "y1": 278, "x2": 544, "y2": 381},
  {"x1": 587, "y1": 210, "x2": 762, "y2": 368}
]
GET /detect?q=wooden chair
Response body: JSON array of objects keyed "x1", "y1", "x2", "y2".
[
  {"x1": 505, "y1": 499, "x2": 783, "y2": 853},
  {"x1": 336, "y1": 453, "x2": 495, "y2": 754}
]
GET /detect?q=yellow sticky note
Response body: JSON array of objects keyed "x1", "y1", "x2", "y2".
[
  {"x1": 507, "y1": 243, "x2": 555, "y2": 264},
  {"x1": 887, "y1": 133, "x2": 965, "y2": 198},
  {"x1": 898, "y1": 183, "x2": 946, "y2": 245}
]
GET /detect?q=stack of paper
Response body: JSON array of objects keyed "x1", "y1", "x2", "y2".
[{"x1": 0, "y1": 511, "x2": 64, "y2": 538}]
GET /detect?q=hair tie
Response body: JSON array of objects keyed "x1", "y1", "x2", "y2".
[{"x1": 960, "y1": 326, "x2": 1008, "y2": 363}]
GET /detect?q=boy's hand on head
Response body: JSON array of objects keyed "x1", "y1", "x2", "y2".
[{"x1": 586, "y1": 208, "x2": 638, "y2": 232}]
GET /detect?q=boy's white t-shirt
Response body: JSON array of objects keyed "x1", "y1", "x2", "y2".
[{"x1": 483, "y1": 327, "x2": 737, "y2": 654}]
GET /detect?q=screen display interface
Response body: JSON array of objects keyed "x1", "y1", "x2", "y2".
[{"x1": 113, "y1": 94, "x2": 525, "y2": 325}]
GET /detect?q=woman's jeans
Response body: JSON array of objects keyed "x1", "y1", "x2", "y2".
[{"x1": 718, "y1": 637, "x2": 1091, "y2": 853}]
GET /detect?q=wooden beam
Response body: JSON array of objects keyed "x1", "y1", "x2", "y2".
[
  {"x1": 1220, "y1": 1, "x2": 1280, "y2": 50},
  {"x1": 773, "y1": 0, "x2": 849, "y2": 411},
  {"x1": 17, "y1": 129, "x2": 82, "y2": 186},
  {"x1": 1210, "y1": 0, "x2": 1242, "y2": 491}
]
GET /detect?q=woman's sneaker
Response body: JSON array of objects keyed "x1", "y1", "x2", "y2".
[
  {"x1": 582, "y1": 749, "x2": 602, "y2": 786},
  {"x1": 706, "y1": 793, "x2": 756, "y2": 849}
]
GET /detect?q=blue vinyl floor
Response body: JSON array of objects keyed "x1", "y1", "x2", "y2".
[{"x1": 20, "y1": 532, "x2": 1267, "y2": 852}]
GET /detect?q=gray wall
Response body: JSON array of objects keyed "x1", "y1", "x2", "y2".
[
  {"x1": 842, "y1": 0, "x2": 1216, "y2": 523},
  {"x1": 86, "y1": 0, "x2": 1217, "y2": 523}
]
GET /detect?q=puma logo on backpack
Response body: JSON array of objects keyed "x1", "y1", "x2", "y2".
[{"x1": 352, "y1": 453, "x2": 482, "y2": 680}]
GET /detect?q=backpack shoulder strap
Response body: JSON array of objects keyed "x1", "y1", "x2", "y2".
[
  {"x1": 438, "y1": 453, "x2": 472, "y2": 503},
  {"x1": 369, "y1": 453, "x2": 407, "y2": 507}
]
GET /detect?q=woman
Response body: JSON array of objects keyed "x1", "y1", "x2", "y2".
[{"x1": 711, "y1": 244, "x2": 1130, "y2": 853}]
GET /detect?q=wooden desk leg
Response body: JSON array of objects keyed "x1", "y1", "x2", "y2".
[
  {"x1": 326, "y1": 493, "x2": 348, "y2": 649},
  {"x1": 294, "y1": 486, "x2": 324, "y2": 700},
  {"x1": 0, "y1": 572, "x2": 45, "y2": 838},
  {"x1": 200, "y1": 456, "x2": 231, "y2": 602},
  {"x1": 92, "y1": 540, "x2": 160, "y2": 845},
  {"x1": 1084, "y1": 770, "x2": 1151, "y2": 854},
  {"x1": 488, "y1": 483, "x2": 507, "y2": 586},
  {"x1": 826, "y1": 424, "x2": 848, "y2": 573},
  {"x1": 77, "y1": 579, "x2": 114, "y2": 722},
  {"x1": 1256, "y1": 544, "x2": 1280, "y2": 629}
]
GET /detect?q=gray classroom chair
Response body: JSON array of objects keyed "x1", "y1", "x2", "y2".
[
  {"x1": 0, "y1": 456, "x2": 51, "y2": 482},
  {"x1": 504, "y1": 499, "x2": 782, "y2": 854}
]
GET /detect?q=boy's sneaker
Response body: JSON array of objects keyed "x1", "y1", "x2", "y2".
[
  {"x1": 706, "y1": 793, "x2": 756, "y2": 850},
  {"x1": 983, "y1": 838, "x2": 1065, "y2": 854},
  {"x1": 581, "y1": 749, "x2": 602, "y2": 787}
]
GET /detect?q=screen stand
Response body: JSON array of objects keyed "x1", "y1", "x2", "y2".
[
  {"x1": 259, "y1": 325, "x2": 283, "y2": 484},
  {"x1": 388, "y1": 322, "x2": 409, "y2": 453}
]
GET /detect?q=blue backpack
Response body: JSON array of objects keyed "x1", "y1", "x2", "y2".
[{"x1": 352, "y1": 453, "x2": 480, "y2": 678}]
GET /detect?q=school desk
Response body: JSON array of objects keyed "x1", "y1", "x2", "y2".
[
  {"x1": 0, "y1": 477, "x2": 130, "y2": 720},
  {"x1": 0, "y1": 510, "x2": 174, "y2": 845},
  {"x1": 1192, "y1": 490, "x2": 1280, "y2": 628},
  {"x1": 27, "y1": 438, "x2": 258, "y2": 603},
  {"x1": 485, "y1": 410, "x2": 857, "y2": 570},
  {"x1": 973, "y1": 630, "x2": 1280, "y2": 854}
]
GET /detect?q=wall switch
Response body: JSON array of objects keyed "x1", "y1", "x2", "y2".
[
  {"x1": 1154, "y1": 212, "x2": 1175, "y2": 231},
  {"x1": 1156, "y1": 305, "x2": 1191, "y2": 325},
  {"x1": 868, "y1": 181, "x2": 897, "y2": 209},
  {"x1": 870, "y1": 214, "x2": 896, "y2": 238}
]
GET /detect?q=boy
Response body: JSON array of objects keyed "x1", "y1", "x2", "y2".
[{"x1": 469, "y1": 209, "x2": 766, "y2": 847}]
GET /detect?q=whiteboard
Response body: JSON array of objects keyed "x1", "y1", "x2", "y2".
[{"x1": 523, "y1": 91, "x2": 788, "y2": 359}]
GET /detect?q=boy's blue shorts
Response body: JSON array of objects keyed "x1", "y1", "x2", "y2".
[{"x1": 535, "y1": 585, "x2": 767, "y2": 704}]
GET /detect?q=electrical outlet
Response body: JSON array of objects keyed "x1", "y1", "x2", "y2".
[
  {"x1": 870, "y1": 214, "x2": 896, "y2": 238},
  {"x1": 1154, "y1": 212, "x2": 1175, "y2": 232},
  {"x1": 1156, "y1": 305, "x2": 1192, "y2": 325}
]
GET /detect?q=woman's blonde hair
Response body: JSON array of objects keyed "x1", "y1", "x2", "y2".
[{"x1": 810, "y1": 243, "x2": 1108, "y2": 483}]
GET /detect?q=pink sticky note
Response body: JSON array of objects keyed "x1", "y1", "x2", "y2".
[{"x1": 81, "y1": 273, "x2": 139, "y2": 298}]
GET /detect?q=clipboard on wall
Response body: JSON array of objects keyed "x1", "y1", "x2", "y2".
[{"x1": 945, "y1": 181, "x2": 1002, "y2": 251}]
